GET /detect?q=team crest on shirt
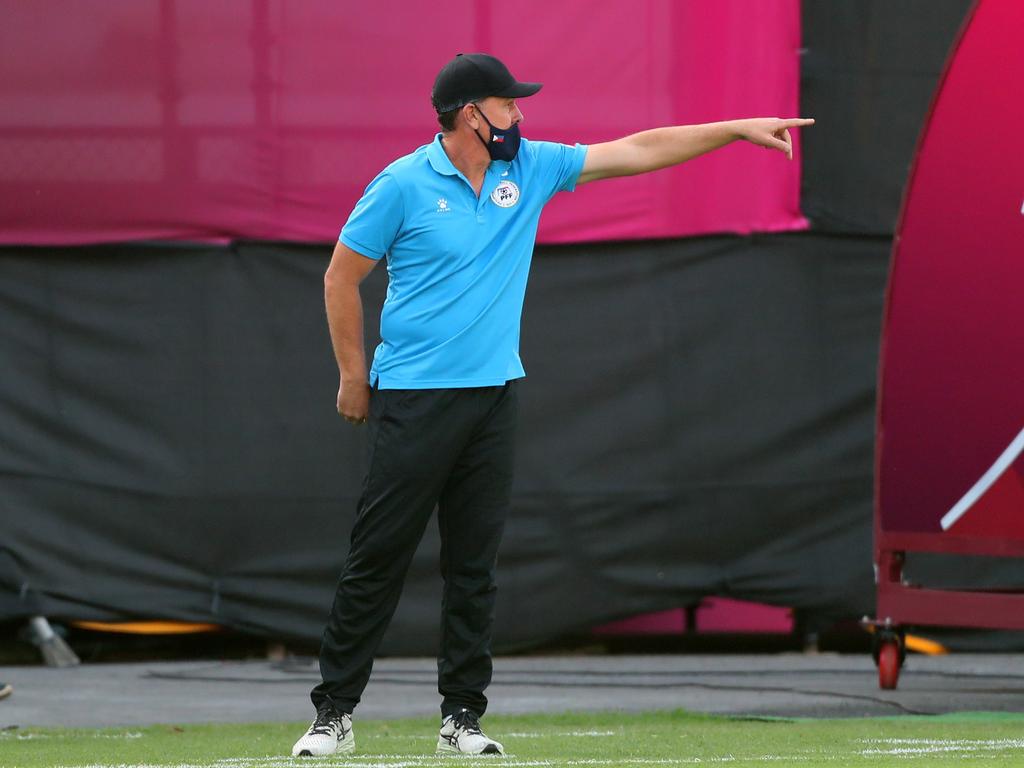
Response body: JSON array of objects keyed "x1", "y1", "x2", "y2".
[{"x1": 490, "y1": 180, "x2": 520, "y2": 208}]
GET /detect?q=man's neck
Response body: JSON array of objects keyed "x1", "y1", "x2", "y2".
[{"x1": 441, "y1": 132, "x2": 490, "y2": 185}]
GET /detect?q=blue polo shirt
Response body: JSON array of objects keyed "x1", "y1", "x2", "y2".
[{"x1": 340, "y1": 133, "x2": 588, "y2": 389}]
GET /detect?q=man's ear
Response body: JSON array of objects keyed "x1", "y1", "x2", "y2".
[{"x1": 462, "y1": 103, "x2": 479, "y2": 130}]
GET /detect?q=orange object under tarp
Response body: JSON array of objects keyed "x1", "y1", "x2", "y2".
[{"x1": 71, "y1": 620, "x2": 222, "y2": 635}]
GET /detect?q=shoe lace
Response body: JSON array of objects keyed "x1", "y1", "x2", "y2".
[
  {"x1": 310, "y1": 702, "x2": 341, "y2": 736},
  {"x1": 451, "y1": 709, "x2": 482, "y2": 735}
]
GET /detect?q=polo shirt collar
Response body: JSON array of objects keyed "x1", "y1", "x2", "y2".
[
  {"x1": 426, "y1": 133, "x2": 512, "y2": 178},
  {"x1": 426, "y1": 133, "x2": 458, "y2": 176}
]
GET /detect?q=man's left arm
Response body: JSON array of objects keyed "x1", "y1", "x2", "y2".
[{"x1": 576, "y1": 118, "x2": 815, "y2": 185}]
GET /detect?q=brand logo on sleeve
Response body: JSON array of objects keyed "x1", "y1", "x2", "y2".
[{"x1": 490, "y1": 180, "x2": 520, "y2": 208}]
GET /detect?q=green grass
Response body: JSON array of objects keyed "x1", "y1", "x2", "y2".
[{"x1": 3, "y1": 710, "x2": 1024, "y2": 767}]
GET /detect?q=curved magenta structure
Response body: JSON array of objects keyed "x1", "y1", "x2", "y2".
[
  {"x1": 872, "y1": 0, "x2": 1024, "y2": 644},
  {"x1": 877, "y1": 0, "x2": 1024, "y2": 547}
]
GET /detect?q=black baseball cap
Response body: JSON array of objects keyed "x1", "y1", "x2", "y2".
[{"x1": 431, "y1": 53, "x2": 543, "y2": 114}]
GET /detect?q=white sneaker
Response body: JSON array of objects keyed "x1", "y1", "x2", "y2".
[
  {"x1": 436, "y1": 708, "x2": 503, "y2": 755},
  {"x1": 292, "y1": 701, "x2": 354, "y2": 757}
]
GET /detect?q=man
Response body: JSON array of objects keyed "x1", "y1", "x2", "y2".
[{"x1": 293, "y1": 52, "x2": 813, "y2": 758}]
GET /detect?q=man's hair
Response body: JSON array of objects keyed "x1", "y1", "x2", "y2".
[{"x1": 437, "y1": 106, "x2": 462, "y2": 132}]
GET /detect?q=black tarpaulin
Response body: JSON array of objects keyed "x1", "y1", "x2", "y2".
[
  {"x1": 800, "y1": 0, "x2": 974, "y2": 235},
  {"x1": 0, "y1": 234, "x2": 886, "y2": 650}
]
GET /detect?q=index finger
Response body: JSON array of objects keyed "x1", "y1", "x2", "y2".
[{"x1": 783, "y1": 118, "x2": 815, "y2": 127}]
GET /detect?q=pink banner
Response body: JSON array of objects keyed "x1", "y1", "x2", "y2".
[
  {"x1": 877, "y1": 0, "x2": 1024, "y2": 540},
  {"x1": 1, "y1": 1, "x2": 805, "y2": 246}
]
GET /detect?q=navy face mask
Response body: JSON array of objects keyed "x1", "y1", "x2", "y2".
[{"x1": 472, "y1": 103, "x2": 521, "y2": 162}]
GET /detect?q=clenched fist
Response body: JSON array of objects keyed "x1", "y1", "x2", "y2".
[{"x1": 337, "y1": 379, "x2": 371, "y2": 425}]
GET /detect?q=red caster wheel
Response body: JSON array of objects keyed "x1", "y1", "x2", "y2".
[
  {"x1": 878, "y1": 640, "x2": 900, "y2": 689},
  {"x1": 866, "y1": 622, "x2": 906, "y2": 689}
]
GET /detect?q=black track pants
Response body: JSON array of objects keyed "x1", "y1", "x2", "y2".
[{"x1": 311, "y1": 381, "x2": 518, "y2": 719}]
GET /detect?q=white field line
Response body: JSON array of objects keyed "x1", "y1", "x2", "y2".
[
  {"x1": 0, "y1": 731, "x2": 143, "y2": 741},
  {"x1": 70, "y1": 755, "x2": 1024, "y2": 768},
  {"x1": 46, "y1": 737, "x2": 1024, "y2": 768},
  {"x1": 45, "y1": 759, "x2": 739, "y2": 768},
  {"x1": 860, "y1": 741, "x2": 1024, "y2": 757},
  {"x1": 49, "y1": 764, "x2": 552, "y2": 768},
  {"x1": 0, "y1": 732, "x2": 48, "y2": 740},
  {"x1": 861, "y1": 738, "x2": 1024, "y2": 746},
  {"x1": 42, "y1": 759, "x2": 818, "y2": 768}
]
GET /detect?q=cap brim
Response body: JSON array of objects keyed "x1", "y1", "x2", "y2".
[{"x1": 496, "y1": 81, "x2": 543, "y2": 99}]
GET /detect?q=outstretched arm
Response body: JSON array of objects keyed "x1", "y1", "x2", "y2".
[{"x1": 576, "y1": 117, "x2": 815, "y2": 185}]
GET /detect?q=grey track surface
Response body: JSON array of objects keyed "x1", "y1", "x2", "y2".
[{"x1": 1, "y1": 654, "x2": 1023, "y2": 728}]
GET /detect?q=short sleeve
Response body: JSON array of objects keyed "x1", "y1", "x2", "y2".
[
  {"x1": 339, "y1": 171, "x2": 405, "y2": 260},
  {"x1": 526, "y1": 140, "x2": 589, "y2": 199}
]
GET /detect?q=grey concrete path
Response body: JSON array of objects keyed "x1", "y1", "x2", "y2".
[{"x1": 1, "y1": 653, "x2": 1023, "y2": 728}]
